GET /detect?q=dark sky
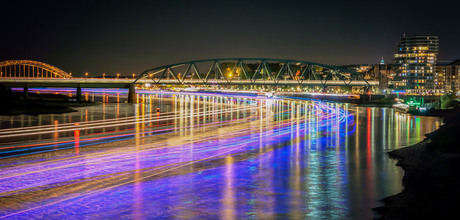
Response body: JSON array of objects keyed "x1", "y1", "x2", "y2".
[{"x1": 1, "y1": 0, "x2": 459, "y2": 77}]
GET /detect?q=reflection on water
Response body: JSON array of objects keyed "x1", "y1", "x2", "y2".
[{"x1": 0, "y1": 90, "x2": 441, "y2": 219}]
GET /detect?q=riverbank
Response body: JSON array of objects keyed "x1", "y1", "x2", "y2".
[
  {"x1": 374, "y1": 114, "x2": 460, "y2": 219},
  {"x1": 0, "y1": 86, "x2": 97, "y2": 115},
  {"x1": 406, "y1": 108, "x2": 460, "y2": 117}
]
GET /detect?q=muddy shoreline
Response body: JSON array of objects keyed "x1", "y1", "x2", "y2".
[
  {"x1": 374, "y1": 114, "x2": 460, "y2": 219},
  {"x1": 1, "y1": 87, "x2": 97, "y2": 116}
]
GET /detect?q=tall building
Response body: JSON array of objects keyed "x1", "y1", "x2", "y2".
[
  {"x1": 393, "y1": 35, "x2": 439, "y2": 94},
  {"x1": 436, "y1": 59, "x2": 460, "y2": 94},
  {"x1": 435, "y1": 64, "x2": 446, "y2": 92}
]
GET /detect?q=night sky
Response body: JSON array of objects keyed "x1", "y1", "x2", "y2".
[{"x1": 1, "y1": 0, "x2": 459, "y2": 77}]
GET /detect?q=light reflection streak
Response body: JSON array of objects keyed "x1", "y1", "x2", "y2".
[
  {"x1": 73, "y1": 125, "x2": 79, "y2": 156},
  {"x1": 0, "y1": 108, "x2": 258, "y2": 159},
  {"x1": 133, "y1": 105, "x2": 143, "y2": 219},
  {"x1": 222, "y1": 156, "x2": 235, "y2": 219},
  {"x1": 0, "y1": 104, "x2": 256, "y2": 146},
  {"x1": 367, "y1": 108, "x2": 371, "y2": 169},
  {"x1": 383, "y1": 109, "x2": 386, "y2": 150},
  {"x1": 2, "y1": 103, "x2": 298, "y2": 176},
  {"x1": 0, "y1": 91, "x2": 358, "y2": 219}
]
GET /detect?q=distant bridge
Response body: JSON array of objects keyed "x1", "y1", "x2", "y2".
[
  {"x1": 0, "y1": 78, "x2": 134, "y2": 88},
  {"x1": 135, "y1": 58, "x2": 372, "y2": 87},
  {"x1": 0, "y1": 60, "x2": 72, "y2": 78}
]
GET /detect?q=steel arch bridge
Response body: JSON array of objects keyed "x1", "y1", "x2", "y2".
[
  {"x1": 135, "y1": 58, "x2": 371, "y2": 87},
  {"x1": 0, "y1": 60, "x2": 72, "y2": 78}
]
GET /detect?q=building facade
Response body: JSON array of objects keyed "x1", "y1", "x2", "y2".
[
  {"x1": 436, "y1": 59, "x2": 460, "y2": 94},
  {"x1": 340, "y1": 64, "x2": 393, "y2": 92},
  {"x1": 393, "y1": 35, "x2": 439, "y2": 94}
]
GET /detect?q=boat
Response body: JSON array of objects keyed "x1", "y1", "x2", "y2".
[{"x1": 392, "y1": 103, "x2": 416, "y2": 112}]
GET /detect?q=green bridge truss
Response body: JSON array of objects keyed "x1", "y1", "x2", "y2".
[{"x1": 134, "y1": 58, "x2": 370, "y2": 87}]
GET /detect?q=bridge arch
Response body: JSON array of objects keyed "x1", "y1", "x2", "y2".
[
  {"x1": 0, "y1": 60, "x2": 72, "y2": 78},
  {"x1": 135, "y1": 58, "x2": 370, "y2": 87}
]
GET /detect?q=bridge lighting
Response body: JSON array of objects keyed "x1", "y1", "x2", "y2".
[
  {"x1": 133, "y1": 58, "x2": 372, "y2": 90},
  {"x1": 145, "y1": 83, "x2": 151, "y2": 88}
]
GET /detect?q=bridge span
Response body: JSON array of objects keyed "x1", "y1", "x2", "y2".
[
  {"x1": 0, "y1": 78, "x2": 134, "y2": 88},
  {"x1": 135, "y1": 58, "x2": 372, "y2": 87},
  {"x1": 1, "y1": 58, "x2": 379, "y2": 104},
  {"x1": 0, "y1": 78, "x2": 378, "y2": 87}
]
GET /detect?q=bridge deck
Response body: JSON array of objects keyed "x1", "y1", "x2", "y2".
[
  {"x1": 0, "y1": 78, "x2": 378, "y2": 88},
  {"x1": 0, "y1": 78, "x2": 134, "y2": 88}
]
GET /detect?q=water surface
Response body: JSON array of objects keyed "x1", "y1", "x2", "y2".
[{"x1": 0, "y1": 90, "x2": 441, "y2": 219}]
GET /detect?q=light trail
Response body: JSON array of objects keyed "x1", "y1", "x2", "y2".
[
  {"x1": 1, "y1": 100, "x2": 348, "y2": 180},
  {"x1": 0, "y1": 107, "x2": 346, "y2": 197},
  {"x1": 0, "y1": 93, "x2": 258, "y2": 145},
  {"x1": 0, "y1": 104, "x2": 255, "y2": 138},
  {"x1": 0, "y1": 106, "x2": 261, "y2": 159},
  {"x1": 0, "y1": 96, "x2": 270, "y2": 158},
  {"x1": 0, "y1": 111, "x2": 176, "y2": 133},
  {"x1": 0, "y1": 93, "x2": 258, "y2": 134},
  {"x1": 0, "y1": 105, "x2": 261, "y2": 158},
  {"x1": 0, "y1": 92, "x2": 353, "y2": 219}
]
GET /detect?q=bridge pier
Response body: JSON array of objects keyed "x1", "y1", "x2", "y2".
[
  {"x1": 23, "y1": 86, "x2": 28, "y2": 100},
  {"x1": 128, "y1": 84, "x2": 137, "y2": 104},
  {"x1": 76, "y1": 85, "x2": 82, "y2": 101}
]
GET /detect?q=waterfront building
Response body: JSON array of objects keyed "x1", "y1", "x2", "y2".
[
  {"x1": 340, "y1": 64, "x2": 393, "y2": 91},
  {"x1": 435, "y1": 61, "x2": 449, "y2": 92},
  {"x1": 393, "y1": 35, "x2": 439, "y2": 94},
  {"x1": 436, "y1": 59, "x2": 460, "y2": 94}
]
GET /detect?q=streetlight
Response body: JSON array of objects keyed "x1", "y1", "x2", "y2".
[
  {"x1": 117, "y1": 73, "x2": 120, "y2": 79},
  {"x1": 132, "y1": 73, "x2": 135, "y2": 79},
  {"x1": 85, "y1": 72, "x2": 88, "y2": 78},
  {"x1": 103, "y1": 73, "x2": 106, "y2": 79}
]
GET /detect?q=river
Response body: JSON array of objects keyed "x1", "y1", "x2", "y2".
[{"x1": 0, "y1": 89, "x2": 441, "y2": 219}]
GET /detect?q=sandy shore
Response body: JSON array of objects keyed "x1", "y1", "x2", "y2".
[{"x1": 374, "y1": 114, "x2": 460, "y2": 219}]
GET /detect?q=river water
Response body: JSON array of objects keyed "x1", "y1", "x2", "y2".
[{"x1": 0, "y1": 89, "x2": 441, "y2": 219}]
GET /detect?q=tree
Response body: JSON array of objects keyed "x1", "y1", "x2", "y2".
[{"x1": 441, "y1": 92, "x2": 456, "y2": 109}]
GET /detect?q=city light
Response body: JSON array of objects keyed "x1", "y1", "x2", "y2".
[{"x1": 1, "y1": 2, "x2": 458, "y2": 219}]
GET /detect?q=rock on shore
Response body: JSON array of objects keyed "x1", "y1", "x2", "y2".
[{"x1": 374, "y1": 113, "x2": 460, "y2": 219}]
